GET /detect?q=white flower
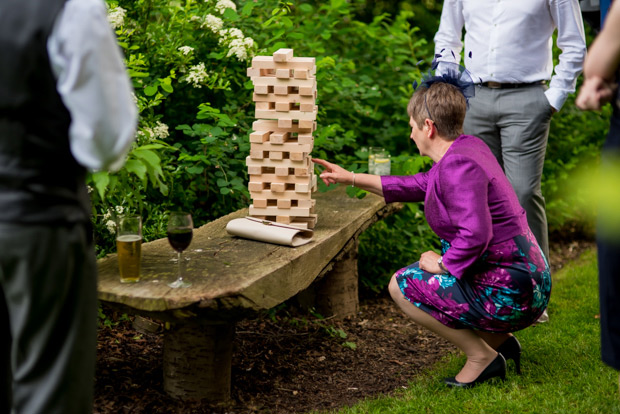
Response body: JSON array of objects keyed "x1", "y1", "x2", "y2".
[
  {"x1": 178, "y1": 46, "x2": 194, "y2": 56},
  {"x1": 115, "y1": 206, "x2": 125, "y2": 214},
  {"x1": 243, "y1": 37, "x2": 254, "y2": 48},
  {"x1": 107, "y1": 5, "x2": 126, "y2": 29},
  {"x1": 215, "y1": 0, "x2": 236, "y2": 14},
  {"x1": 103, "y1": 210, "x2": 112, "y2": 220},
  {"x1": 203, "y1": 14, "x2": 223, "y2": 33},
  {"x1": 87, "y1": 185, "x2": 94, "y2": 194},
  {"x1": 227, "y1": 38, "x2": 248, "y2": 61},
  {"x1": 131, "y1": 92, "x2": 138, "y2": 105},
  {"x1": 184, "y1": 62, "x2": 209, "y2": 88},
  {"x1": 190, "y1": 15, "x2": 201, "y2": 22},
  {"x1": 152, "y1": 121, "x2": 170, "y2": 139},
  {"x1": 106, "y1": 220, "x2": 117, "y2": 235}
]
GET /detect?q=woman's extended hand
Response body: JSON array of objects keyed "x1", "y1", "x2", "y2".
[
  {"x1": 419, "y1": 250, "x2": 443, "y2": 274},
  {"x1": 312, "y1": 158, "x2": 354, "y2": 186},
  {"x1": 312, "y1": 158, "x2": 384, "y2": 196}
]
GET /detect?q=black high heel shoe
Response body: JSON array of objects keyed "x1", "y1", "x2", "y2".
[
  {"x1": 497, "y1": 336, "x2": 522, "y2": 375},
  {"x1": 444, "y1": 353, "x2": 506, "y2": 388}
]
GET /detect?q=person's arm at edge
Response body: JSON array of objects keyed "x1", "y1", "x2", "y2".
[
  {"x1": 433, "y1": 0, "x2": 465, "y2": 68},
  {"x1": 546, "y1": 0, "x2": 587, "y2": 111},
  {"x1": 583, "y1": 1, "x2": 620, "y2": 81},
  {"x1": 48, "y1": 0, "x2": 138, "y2": 172}
]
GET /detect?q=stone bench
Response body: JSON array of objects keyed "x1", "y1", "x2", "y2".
[{"x1": 97, "y1": 186, "x2": 402, "y2": 402}]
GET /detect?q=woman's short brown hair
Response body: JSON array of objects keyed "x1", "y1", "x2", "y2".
[{"x1": 407, "y1": 82, "x2": 466, "y2": 139}]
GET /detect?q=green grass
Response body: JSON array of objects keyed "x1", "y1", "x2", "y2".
[{"x1": 319, "y1": 248, "x2": 620, "y2": 414}]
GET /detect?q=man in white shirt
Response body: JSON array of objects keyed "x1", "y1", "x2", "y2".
[
  {"x1": 0, "y1": 0, "x2": 137, "y2": 412},
  {"x1": 434, "y1": 0, "x2": 586, "y2": 271}
]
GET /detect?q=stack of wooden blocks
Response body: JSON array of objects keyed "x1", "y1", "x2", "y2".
[{"x1": 246, "y1": 48, "x2": 318, "y2": 229}]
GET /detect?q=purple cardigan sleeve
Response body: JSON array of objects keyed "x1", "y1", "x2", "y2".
[
  {"x1": 380, "y1": 173, "x2": 429, "y2": 204},
  {"x1": 437, "y1": 155, "x2": 493, "y2": 278}
]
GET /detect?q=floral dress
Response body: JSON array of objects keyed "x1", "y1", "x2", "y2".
[{"x1": 395, "y1": 230, "x2": 551, "y2": 332}]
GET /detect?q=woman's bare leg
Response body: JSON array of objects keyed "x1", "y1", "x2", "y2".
[{"x1": 388, "y1": 275, "x2": 498, "y2": 383}]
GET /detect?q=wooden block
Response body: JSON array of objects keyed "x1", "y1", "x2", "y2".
[
  {"x1": 255, "y1": 109, "x2": 316, "y2": 121},
  {"x1": 249, "y1": 149, "x2": 267, "y2": 159},
  {"x1": 295, "y1": 183, "x2": 310, "y2": 193},
  {"x1": 252, "y1": 119, "x2": 315, "y2": 134},
  {"x1": 270, "y1": 182, "x2": 286, "y2": 193},
  {"x1": 273, "y1": 48, "x2": 294, "y2": 62},
  {"x1": 291, "y1": 214, "x2": 318, "y2": 229},
  {"x1": 269, "y1": 151, "x2": 283, "y2": 160},
  {"x1": 298, "y1": 133, "x2": 313, "y2": 145},
  {"x1": 249, "y1": 205, "x2": 313, "y2": 217},
  {"x1": 295, "y1": 167, "x2": 310, "y2": 176},
  {"x1": 300, "y1": 103, "x2": 315, "y2": 112},
  {"x1": 247, "y1": 165, "x2": 262, "y2": 175},
  {"x1": 253, "y1": 199, "x2": 268, "y2": 208},
  {"x1": 277, "y1": 199, "x2": 292, "y2": 209},
  {"x1": 294, "y1": 68, "x2": 309, "y2": 79},
  {"x1": 298, "y1": 199, "x2": 315, "y2": 208},
  {"x1": 275, "y1": 167, "x2": 289, "y2": 176},
  {"x1": 251, "y1": 55, "x2": 315, "y2": 70},
  {"x1": 290, "y1": 152, "x2": 305, "y2": 161},
  {"x1": 278, "y1": 119, "x2": 293, "y2": 129},
  {"x1": 299, "y1": 85, "x2": 315, "y2": 96},
  {"x1": 275, "y1": 102, "x2": 290, "y2": 112},
  {"x1": 276, "y1": 215, "x2": 293, "y2": 224},
  {"x1": 249, "y1": 131, "x2": 271, "y2": 143},
  {"x1": 251, "y1": 77, "x2": 316, "y2": 88},
  {"x1": 248, "y1": 182, "x2": 265, "y2": 192},
  {"x1": 250, "y1": 141, "x2": 313, "y2": 154},
  {"x1": 246, "y1": 155, "x2": 310, "y2": 169},
  {"x1": 253, "y1": 93, "x2": 316, "y2": 104},
  {"x1": 255, "y1": 101, "x2": 271, "y2": 110},
  {"x1": 298, "y1": 120, "x2": 314, "y2": 129},
  {"x1": 312, "y1": 174, "x2": 318, "y2": 192},
  {"x1": 276, "y1": 68, "x2": 291, "y2": 79},
  {"x1": 255, "y1": 85, "x2": 269, "y2": 95},
  {"x1": 270, "y1": 131, "x2": 290, "y2": 144},
  {"x1": 250, "y1": 189, "x2": 312, "y2": 200},
  {"x1": 274, "y1": 85, "x2": 289, "y2": 95},
  {"x1": 247, "y1": 67, "x2": 260, "y2": 77}
]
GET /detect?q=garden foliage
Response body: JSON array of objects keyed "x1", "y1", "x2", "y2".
[{"x1": 97, "y1": 0, "x2": 606, "y2": 292}]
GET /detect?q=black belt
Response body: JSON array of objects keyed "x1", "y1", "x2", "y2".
[{"x1": 480, "y1": 80, "x2": 546, "y2": 89}]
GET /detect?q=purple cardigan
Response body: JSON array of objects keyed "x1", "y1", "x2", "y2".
[{"x1": 381, "y1": 135, "x2": 530, "y2": 278}]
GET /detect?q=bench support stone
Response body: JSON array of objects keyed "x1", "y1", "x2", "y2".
[{"x1": 163, "y1": 321, "x2": 235, "y2": 401}]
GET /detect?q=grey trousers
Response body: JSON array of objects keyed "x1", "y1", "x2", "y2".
[
  {"x1": 464, "y1": 84, "x2": 553, "y2": 260},
  {"x1": 0, "y1": 222, "x2": 97, "y2": 414}
]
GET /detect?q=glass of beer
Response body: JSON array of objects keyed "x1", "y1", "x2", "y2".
[{"x1": 116, "y1": 215, "x2": 142, "y2": 283}]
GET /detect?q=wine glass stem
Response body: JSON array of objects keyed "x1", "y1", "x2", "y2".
[{"x1": 177, "y1": 251, "x2": 183, "y2": 281}]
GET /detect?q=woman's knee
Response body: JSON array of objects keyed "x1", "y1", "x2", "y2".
[{"x1": 388, "y1": 274, "x2": 401, "y2": 301}]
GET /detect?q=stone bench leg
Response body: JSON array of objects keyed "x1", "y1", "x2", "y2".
[
  {"x1": 312, "y1": 238, "x2": 360, "y2": 319},
  {"x1": 163, "y1": 320, "x2": 235, "y2": 401}
]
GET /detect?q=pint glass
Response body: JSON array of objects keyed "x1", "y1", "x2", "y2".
[{"x1": 116, "y1": 215, "x2": 142, "y2": 283}]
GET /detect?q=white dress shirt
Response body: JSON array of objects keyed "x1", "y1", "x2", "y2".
[
  {"x1": 434, "y1": 0, "x2": 587, "y2": 111},
  {"x1": 47, "y1": 0, "x2": 137, "y2": 172}
]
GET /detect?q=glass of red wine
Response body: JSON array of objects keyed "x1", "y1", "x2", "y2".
[{"x1": 167, "y1": 212, "x2": 193, "y2": 288}]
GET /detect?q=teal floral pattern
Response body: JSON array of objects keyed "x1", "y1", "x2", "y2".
[{"x1": 395, "y1": 230, "x2": 551, "y2": 333}]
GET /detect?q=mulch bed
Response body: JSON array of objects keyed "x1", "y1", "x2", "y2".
[{"x1": 93, "y1": 236, "x2": 595, "y2": 414}]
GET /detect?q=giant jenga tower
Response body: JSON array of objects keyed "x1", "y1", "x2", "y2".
[{"x1": 246, "y1": 48, "x2": 318, "y2": 229}]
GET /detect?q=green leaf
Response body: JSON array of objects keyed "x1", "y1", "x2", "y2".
[
  {"x1": 219, "y1": 187, "x2": 231, "y2": 195},
  {"x1": 144, "y1": 85, "x2": 158, "y2": 96},
  {"x1": 132, "y1": 149, "x2": 161, "y2": 168},
  {"x1": 124, "y1": 159, "x2": 147, "y2": 181},
  {"x1": 241, "y1": 2, "x2": 256, "y2": 16},
  {"x1": 92, "y1": 171, "x2": 110, "y2": 199},
  {"x1": 223, "y1": 8, "x2": 239, "y2": 21},
  {"x1": 186, "y1": 166, "x2": 204, "y2": 174}
]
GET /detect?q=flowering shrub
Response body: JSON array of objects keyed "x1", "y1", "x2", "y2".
[{"x1": 91, "y1": 0, "x2": 436, "y2": 259}]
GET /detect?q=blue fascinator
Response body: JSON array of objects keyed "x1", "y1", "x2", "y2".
[{"x1": 412, "y1": 52, "x2": 478, "y2": 108}]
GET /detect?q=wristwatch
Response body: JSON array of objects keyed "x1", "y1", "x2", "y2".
[{"x1": 437, "y1": 256, "x2": 449, "y2": 275}]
